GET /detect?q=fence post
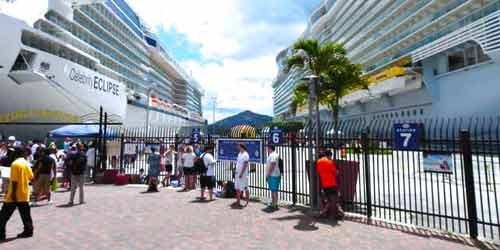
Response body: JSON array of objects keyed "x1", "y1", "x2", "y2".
[
  {"x1": 460, "y1": 130, "x2": 478, "y2": 239},
  {"x1": 361, "y1": 131, "x2": 372, "y2": 219},
  {"x1": 119, "y1": 133, "x2": 125, "y2": 173},
  {"x1": 102, "y1": 112, "x2": 108, "y2": 170},
  {"x1": 291, "y1": 132, "x2": 298, "y2": 205}
]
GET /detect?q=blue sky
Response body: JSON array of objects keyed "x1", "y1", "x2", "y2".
[{"x1": 129, "y1": 0, "x2": 321, "y2": 122}]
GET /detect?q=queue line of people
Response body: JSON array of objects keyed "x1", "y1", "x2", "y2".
[{"x1": 142, "y1": 142, "x2": 283, "y2": 211}]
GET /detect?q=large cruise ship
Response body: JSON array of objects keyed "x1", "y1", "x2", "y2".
[
  {"x1": 274, "y1": 0, "x2": 500, "y2": 123},
  {"x1": 0, "y1": 0, "x2": 204, "y2": 139}
]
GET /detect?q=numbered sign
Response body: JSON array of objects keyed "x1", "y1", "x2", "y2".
[
  {"x1": 394, "y1": 123, "x2": 423, "y2": 150},
  {"x1": 192, "y1": 128, "x2": 201, "y2": 144},
  {"x1": 269, "y1": 126, "x2": 283, "y2": 145}
]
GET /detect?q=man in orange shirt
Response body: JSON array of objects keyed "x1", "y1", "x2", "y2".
[
  {"x1": 316, "y1": 150, "x2": 338, "y2": 219},
  {"x1": 0, "y1": 147, "x2": 34, "y2": 241}
]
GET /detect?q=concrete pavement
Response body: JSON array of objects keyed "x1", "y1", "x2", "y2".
[{"x1": 0, "y1": 185, "x2": 496, "y2": 250}]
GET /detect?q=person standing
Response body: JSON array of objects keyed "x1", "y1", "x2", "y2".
[
  {"x1": 0, "y1": 148, "x2": 34, "y2": 241},
  {"x1": 233, "y1": 143, "x2": 250, "y2": 208},
  {"x1": 161, "y1": 145, "x2": 175, "y2": 187},
  {"x1": 63, "y1": 146, "x2": 77, "y2": 189},
  {"x1": 316, "y1": 150, "x2": 339, "y2": 219},
  {"x1": 147, "y1": 147, "x2": 161, "y2": 192},
  {"x1": 200, "y1": 146, "x2": 216, "y2": 201},
  {"x1": 85, "y1": 143, "x2": 95, "y2": 183},
  {"x1": 33, "y1": 149, "x2": 57, "y2": 206},
  {"x1": 68, "y1": 144, "x2": 87, "y2": 206},
  {"x1": 181, "y1": 146, "x2": 196, "y2": 191},
  {"x1": 265, "y1": 145, "x2": 281, "y2": 210}
]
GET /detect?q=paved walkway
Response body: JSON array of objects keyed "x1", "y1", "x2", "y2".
[{"x1": 0, "y1": 185, "x2": 496, "y2": 250}]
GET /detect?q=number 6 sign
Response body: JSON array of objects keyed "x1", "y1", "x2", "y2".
[
  {"x1": 269, "y1": 126, "x2": 283, "y2": 145},
  {"x1": 394, "y1": 123, "x2": 423, "y2": 150}
]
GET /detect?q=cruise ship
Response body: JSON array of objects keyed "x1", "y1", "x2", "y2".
[
  {"x1": 0, "y1": 0, "x2": 204, "y2": 139},
  {"x1": 274, "y1": 0, "x2": 500, "y2": 123}
]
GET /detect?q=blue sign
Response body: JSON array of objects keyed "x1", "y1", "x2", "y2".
[
  {"x1": 394, "y1": 123, "x2": 423, "y2": 150},
  {"x1": 192, "y1": 128, "x2": 201, "y2": 144},
  {"x1": 269, "y1": 126, "x2": 284, "y2": 145},
  {"x1": 216, "y1": 139, "x2": 263, "y2": 163}
]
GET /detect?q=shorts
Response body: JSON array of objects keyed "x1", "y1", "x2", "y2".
[
  {"x1": 165, "y1": 164, "x2": 173, "y2": 173},
  {"x1": 323, "y1": 187, "x2": 337, "y2": 196},
  {"x1": 234, "y1": 177, "x2": 248, "y2": 191},
  {"x1": 200, "y1": 176, "x2": 216, "y2": 189},
  {"x1": 183, "y1": 167, "x2": 194, "y2": 175},
  {"x1": 35, "y1": 174, "x2": 51, "y2": 193},
  {"x1": 267, "y1": 176, "x2": 281, "y2": 193}
]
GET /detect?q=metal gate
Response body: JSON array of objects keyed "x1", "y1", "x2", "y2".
[{"x1": 114, "y1": 118, "x2": 500, "y2": 242}]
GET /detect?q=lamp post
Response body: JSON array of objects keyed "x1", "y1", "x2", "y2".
[
  {"x1": 146, "y1": 87, "x2": 154, "y2": 136},
  {"x1": 303, "y1": 74, "x2": 320, "y2": 210}
]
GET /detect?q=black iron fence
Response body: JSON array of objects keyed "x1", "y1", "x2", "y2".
[{"x1": 108, "y1": 118, "x2": 500, "y2": 242}]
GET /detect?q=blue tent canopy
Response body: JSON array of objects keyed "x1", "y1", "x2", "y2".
[{"x1": 50, "y1": 124, "x2": 119, "y2": 138}]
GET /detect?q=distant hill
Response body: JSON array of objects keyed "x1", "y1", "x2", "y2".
[{"x1": 208, "y1": 110, "x2": 272, "y2": 134}]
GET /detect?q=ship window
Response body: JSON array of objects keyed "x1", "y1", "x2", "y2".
[
  {"x1": 11, "y1": 50, "x2": 35, "y2": 71},
  {"x1": 443, "y1": 43, "x2": 491, "y2": 74},
  {"x1": 21, "y1": 30, "x2": 94, "y2": 70},
  {"x1": 448, "y1": 50, "x2": 465, "y2": 72},
  {"x1": 465, "y1": 46, "x2": 476, "y2": 66}
]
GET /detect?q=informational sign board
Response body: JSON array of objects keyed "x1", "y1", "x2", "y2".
[
  {"x1": 269, "y1": 126, "x2": 284, "y2": 145},
  {"x1": 423, "y1": 153, "x2": 453, "y2": 174},
  {"x1": 216, "y1": 139, "x2": 263, "y2": 163},
  {"x1": 394, "y1": 123, "x2": 423, "y2": 150},
  {"x1": 192, "y1": 128, "x2": 201, "y2": 144}
]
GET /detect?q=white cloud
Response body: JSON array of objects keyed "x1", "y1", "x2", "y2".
[
  {"x1": 129, "y1": 0, "x2": 244, "y2": 59},
  {"x1": 182, "y1": 55, "x2": 276, "y2": 121},
  {"x1": 128, "y1": 0, "x2": 309, "y2": 123}
]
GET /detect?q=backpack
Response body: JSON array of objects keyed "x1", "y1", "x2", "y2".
[
  {"x1": 224, "y1": 181, "x2": 236, "y2": 198},
  {"x1": 193, "y1": 153, "x2": 208, "y2": 175},
  {"x1": 71, "y1": 153, "x2": 87, "y2": 175}
]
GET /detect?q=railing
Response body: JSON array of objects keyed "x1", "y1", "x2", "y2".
[{"x1": 111, "y1": 118, "x2": 500, "y2": 242}]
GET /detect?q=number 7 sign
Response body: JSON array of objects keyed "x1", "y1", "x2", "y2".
[{"x1": 394, "y1": 123, "x2": 423, "y2": 150}]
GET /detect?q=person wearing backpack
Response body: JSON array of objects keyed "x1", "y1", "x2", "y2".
[
  {"x1": 265, "y1": 145, "x2": 281, "y2": 210},
  {"x1": 199, "y1": 146, "x2": 216, "y2": 201},
  {"x1": 68, "y1": 144, "x2": 87, "y2": 206}
]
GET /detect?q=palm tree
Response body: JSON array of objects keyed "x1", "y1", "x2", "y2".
[
  {"x1": 287, "y1": 39, "x2": 366, "y2": 129},
  {"x1": 286, "y1": 40, "x2": 346, "y2": 133},
  {"x1": 323, "y1": 59, "x2": 367, "y2": 126}
]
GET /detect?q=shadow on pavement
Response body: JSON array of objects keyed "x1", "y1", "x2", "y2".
[
  {"x1": 273, "y1": 215, "x2": 320, "y2": 231},
  {"x1": 0, "y1": 237, "x2": 17, "y2": 244},
  {"x1": 272, "y1": 205, "x2": 340, "y2": 231},
  {"x1": 344, "y1": 215, "x2": 499, "y2": 250},
  {"x1": 56, "y1": 203, "x2": 82, "y2": 208},
  {"x1": 139, "y1": 191, "x2": 159, "y2": 194}
]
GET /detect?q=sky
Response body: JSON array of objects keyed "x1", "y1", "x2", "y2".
[{"x1": 128, "y1": 0, "x2": 321, "y2": 123}]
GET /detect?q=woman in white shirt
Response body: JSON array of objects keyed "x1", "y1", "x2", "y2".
[{"x1": 181, "y1": 146, "x2": 196, "y2": 191}]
